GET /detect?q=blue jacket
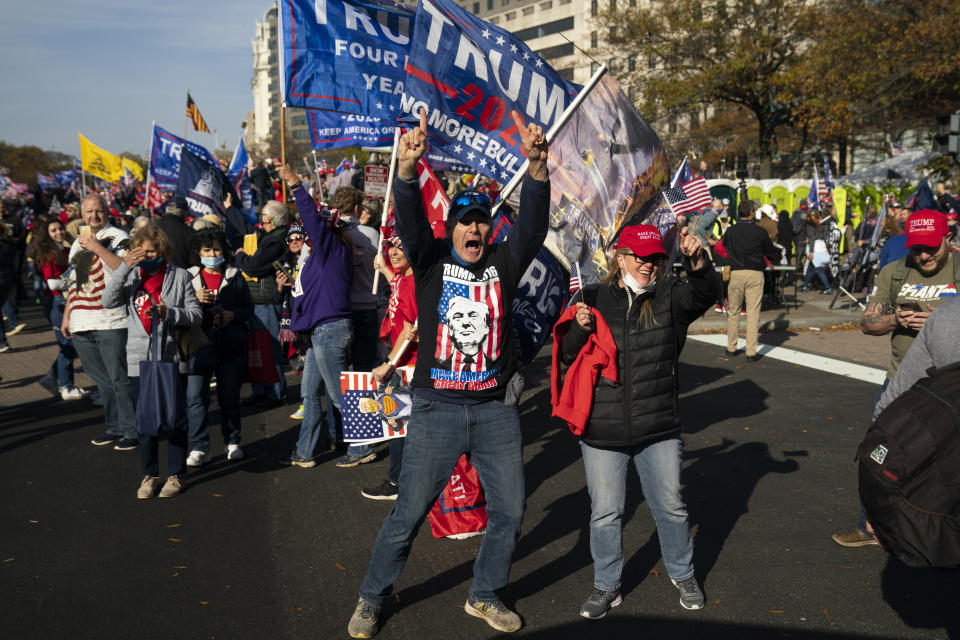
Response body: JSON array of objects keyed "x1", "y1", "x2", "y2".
[{"x1": 289, "y1": 186, "x2": 353, "y2": 331}]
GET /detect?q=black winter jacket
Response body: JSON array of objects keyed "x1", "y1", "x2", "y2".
[{"x1": 560, "y1": 259, "x2": 720, "y2": 447}]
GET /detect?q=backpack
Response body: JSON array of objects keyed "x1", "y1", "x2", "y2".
[{"x1": 858, "y1": 362, "x2": 960, "y2": 567}]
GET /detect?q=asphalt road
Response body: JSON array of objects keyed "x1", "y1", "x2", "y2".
[{"x1": 2, "y1": 335, "x2": 956, "y2": 640}]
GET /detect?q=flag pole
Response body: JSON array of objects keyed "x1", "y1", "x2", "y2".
[
  {"x1": 491, "y1": 65, "x2": 607, "y2": 215},
  {"x1": 372, "y1": 127, "x2": 402, "y2": 295},
  {"x1": 280, "y1": 105, "x2": 288, "y2": 203},
  {"x1": 144, "y1": 120, "x2": 156, "y2": 212}
]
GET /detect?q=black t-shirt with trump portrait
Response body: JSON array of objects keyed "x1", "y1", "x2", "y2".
[{"x1": 392, "y1": 175, "x2": 549, "y2": 403}]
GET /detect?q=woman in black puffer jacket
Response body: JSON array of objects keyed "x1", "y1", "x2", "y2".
[{"x1": 557, "y1": 223, "x2": 719, "y2": 619}]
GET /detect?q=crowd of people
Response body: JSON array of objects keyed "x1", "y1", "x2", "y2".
[{"x1": 3, "y1": 127, "x2": 960, "y2": 636}]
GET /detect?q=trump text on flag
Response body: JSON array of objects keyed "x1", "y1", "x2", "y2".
[{"x1": 401, "y1": 0, "x2": 578, "y2": 181}]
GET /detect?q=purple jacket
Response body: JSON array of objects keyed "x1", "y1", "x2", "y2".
[{"x1": 289, "y1": 186, "x2": 353, "y2": 331}]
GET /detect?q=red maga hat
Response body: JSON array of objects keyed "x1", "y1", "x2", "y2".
[
  {"x1": 614, "y1": 224, "x2": 667, "y2": 258},
  {"x1": 905, "y1": 209, "x2": 948, "y2": 248}
]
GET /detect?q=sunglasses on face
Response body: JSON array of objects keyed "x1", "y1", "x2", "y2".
[
  {"x1": 452, "y1": 191, "x2": 491, "y2": 210},
  {"x1": 287, "y1": 236, "x2": 304, "y2": 244},
  {"x1": 626, "y1": 253, "x2": 664, "y2": 266}
]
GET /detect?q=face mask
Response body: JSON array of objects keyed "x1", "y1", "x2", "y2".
[
  {"x1": 622, "y1": 269, "x2": 655, "y2": 294},
  {"x1": 140, "y1": 257, "x2": 164, "y2": 271},
  {"x1": 201, "y1": 256, "x2": 225, "y2": 269}
]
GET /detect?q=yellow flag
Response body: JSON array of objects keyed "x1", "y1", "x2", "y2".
[
  {"x1": 79, "y1": 133, "x2": 123, "y2": 182},
  {"x1": 121, "y1": 158, "x2": 144, "y2": 182}
]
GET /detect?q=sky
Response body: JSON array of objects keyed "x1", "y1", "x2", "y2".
[{"x1": 0, "y1": 1, "x2": 273, "y2": 159}]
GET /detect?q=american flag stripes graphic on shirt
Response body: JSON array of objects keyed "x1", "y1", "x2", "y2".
[{"x1": 435, "y1": 272, "x2": 503, "y2": 373}]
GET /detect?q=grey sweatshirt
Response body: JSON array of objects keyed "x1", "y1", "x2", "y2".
[{"x1": 873, "y1": 298, "x2": 960, "y2": 421}]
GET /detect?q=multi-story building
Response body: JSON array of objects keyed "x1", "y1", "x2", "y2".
[{"x1": 248, "y1": 6, "x2": 311, "y2": 159}]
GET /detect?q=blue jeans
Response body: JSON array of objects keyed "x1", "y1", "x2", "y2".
[
  {"x1": 2, "y1": 296, "x2": 19, "y2": 331},
  {"x1": 186, "y1": 351, "x2": 244, "y2": 452},
  {"x1": 359, "y1": 398, "x2": 525, "y2": 604},
  {"x1": 0, "y1": 285, "x2": 11, "y2": 344},
  {"x1": 251, "y1": 303, "x2": 288, "y2": 401},
  {"x1": 580, "y1": 438, "x2": 694, "y2": 591},
  {"x1": 295, "y1": 319, "x2": 371, "y2": 460},
  {"x1": 43, "y1": 297, "x2": 76, "y2": 387},
  {"x1": 803, "y1": 263, "x2": 831, "y2": 289},
  {"x1": 387, "y1": 438, "x2": 405, "y2": 484},
  {"x1": 131, "y1": 375, "x2": 187, "y2": 477},
  {"x1": 72, "y1": 329, "x2": 137, "y2": 439},
  {"x1": 350, "y1": 308, "x2": 380, "y2": 371}
]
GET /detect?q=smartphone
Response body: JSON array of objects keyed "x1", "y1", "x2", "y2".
[
  {"x1": 78, "y1": 225, "x2": 92, "y2": 236},
  {"x1": 898, "y1": 301, "x2": 922, "y2": 312},
  {"x1": 273, "y1": 261, "x2": 295, "y2": 282}
]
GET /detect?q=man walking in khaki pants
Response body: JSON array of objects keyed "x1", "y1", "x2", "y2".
[{"x1": 722, "y1": 202, "x2": 781, "y2": 361}]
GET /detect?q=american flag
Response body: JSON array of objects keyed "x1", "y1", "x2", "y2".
[
  {"x1": 822, "y1": 152, "x2": 834, "y2": 196},
  {"x1": 809, "y1": 166, "x2": 822, "y2": 209},
  {"x1": 663, "y1": 176, "x2": 711, "y2": 216},
  {"x1": 568, "y1": 260, "x2": 582, "y2": 298},
  {"x1": 340, "y1": 371, "x2": 410, "y2": 443},
  {"x1": 435, "y1": 275, "x2": 503, "y2": 370},
  {"x1": 186, "y1": 93, "x2": 210, "y2": 133}
]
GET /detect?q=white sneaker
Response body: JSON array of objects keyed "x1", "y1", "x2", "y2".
[
  {"x1": 186, "y1": 450, "x2": 210, "y2": 467},
  {"x1": 38, "y1": 372, "x2": 59, "y2": 397},
  {"x1": 59, "y1": 385, "x2": 87, "y2": 401},
  {"x1": 225, "y1": 444, "x2": 244, "y2": 460},
  {"x1": 0, "y1": 343, "x2": 11, "y2": 353},
  {"x1": 7, "y1": 322, "x2": 26, "y2": 336}
]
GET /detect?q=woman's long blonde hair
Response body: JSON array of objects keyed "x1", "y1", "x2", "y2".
[{"x1": 601, "y1": 248, "x2": 659, "y2": 328}]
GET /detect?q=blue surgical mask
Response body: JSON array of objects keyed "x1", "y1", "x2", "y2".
[
  {"x1": 201, "y1": 256, "x2": 225, "y2": 269},
  {"x1": 139, "y1": 257, "x2": 164, "y2": 271}
]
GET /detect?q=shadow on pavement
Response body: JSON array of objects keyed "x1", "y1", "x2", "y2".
[
  {"x1": 882, "y1": 557, "x2": 960, "y2": 639},
  {"x1": 681, "y1": 379, "x2": 771, "y2": 434}
]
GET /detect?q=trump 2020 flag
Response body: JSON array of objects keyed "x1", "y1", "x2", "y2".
[
  {"x1": 309, "y1": 110, "x2": 397, "y2": 150},
  {"x1": 227, "y1": 137, "x2": 256, "y2": 223},
  {"x1": 279, "y1": 0, "x2": 414, "y2": 116},
  {"x1": 402, "y1": 0, "x2": 579, "y2": 182},
  {"x1": 340, "y1": 370, "x2": 413, "y2": 443},
  {"x1": 809, "y1": 166, "x2": 821, "y2": 210},
  {"x1": 149, "y1": 124, "x2": 219, "y2": 192},
  {"x1": 176, "y1": 149, "x2": 234, "y2": 219},
  {"x1": 37, "y1": 174, "x2": 57, "y2": 190}
]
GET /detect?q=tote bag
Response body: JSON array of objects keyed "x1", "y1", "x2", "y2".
[
  {"x1": 244, "y1": 315, "x2": 279, "y2": 384},
  {"x1": 135, "y1": 314, "x2": 188, "y2": 436}
]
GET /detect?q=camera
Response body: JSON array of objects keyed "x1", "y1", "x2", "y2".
[{"x1": 735, "y1": 170, "x2": 748, "y2": 179}]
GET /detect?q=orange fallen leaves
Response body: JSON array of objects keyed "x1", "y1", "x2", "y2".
[
  {"x1": 824, "y1": 609, "x2": 831, "y2": 618},
  {"x1": 713, "y1": 598, "x2": 720, "y2": 606},
  {"x1": 768, "y1": 610, "x2": 784, "y2": 614},
  {"x1": 170, "y1": 572, "x2": 180, "y2": 578},
  {"x1": 211, "y1": 493, "x2": 224, "y2": 498},
  {"x1": 287, "y1": 607, "x2": 303, "y2": 612},
  {"x1": 3, "y1": 558, "x2": 14, "y2": 563},
  {"x1": 28, "y1": 520, "x2": 38, "y2": 524},
  {"x1": 168, "y1": 537, "x2": 181, "y2": 542},
  {"x1": 166, "y1": 524, "x2": 181, "y2": 528},
  {"x1": 648, "y1": 569, "x2": 661, "y2": 577},
  {"x1": 200, "y1": 601, "x2": 208, "y2": 605},
  {"x1": 175, "y1": 565, "x2": 187, "y2": 569}
]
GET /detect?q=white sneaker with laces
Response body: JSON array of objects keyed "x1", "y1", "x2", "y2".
[
  {"x1": 60, "y1": 385, "x2": 87, "y2": 401},
  {"x1": 226, "y1": 444, "x2": 244, "y2": 460},
  {"x1": 186, "y1": 450, "x2": 210, "y2": 467}
]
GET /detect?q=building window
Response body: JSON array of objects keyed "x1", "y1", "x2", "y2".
[
  {"x1": 292, "y1": 129, "x2": 310, "y2": 139},
  {"x1": 590, "y1": 31, "x2": 597, "y2": 49},
  {"x1": 487, "y1": 0, "x2": 493, "y2": 9},
  {"x1": 522, "y1": 6, "x2": 534, "y2": 15},
  {"x1": 291, "y1": 115, "x2": 307, "y2": 126},
  {"x1": 629, "y1": 0, "x2": 635, "y2": 5},
  {"x1": 560, "y1": 0, "x2": 571, "y2": 4},
  {"x1": 669, "y1": 119, "x2": 677, "y2": 134},
  {"x1": 540, "y1": 0, "x2": 552, "y2": 8},
  {"x1": 628, "y1": 55, "x2": 636, "y2": 72},
  {"x1": 505, "y1": 11, "x2": 515, "y2": 19},
  {"x1": 648, "y1": 53, "x2": 656, "y2": 69},
  {"x1": 536, "y1": 43, "x2": 574, "y2": 59},
  {"x1": 490, "y1": 15, "x2": 499, "y2": 23},
  {"x1": 502, "y1": 0, "x2": 509, "y2": 5},
  {"x1": 591, "y1": 0, "x2": 597, "y2": 16},
  {"x1": 557, "y1": 67, "x2": 575, "y2": 81},
  {"x1": 610, "y1": 0, "x2": 615, "y2": 7},
  {"x1": 591, "y1": 61, "x2": 599, "y2": 75},
  {"x1": 473, "y1": 2, "x2": 480, "y2": 12},
  {"x1": 609, "y1": 58, "x2": 617, "y2": 74},
  {"x1": 514, "y1": 17, "x2": 575, "y2": 41}
]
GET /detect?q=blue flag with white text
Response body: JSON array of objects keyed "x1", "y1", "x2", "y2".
[
  {"x1": 309, "y1": 110, "x2": 398, "y2": 149},
  {"x1": 490, "y1": 210, "x2": 567, "y2": 365},
  {"x1": 279, "y1": 0, "x2": 414, "y2": 116},
  {"x1": 670, "y1": 158, "x2": 692, "y2": 188},
  {"x1": 149, "y1": 124, "x2": 219, "y2": 192},
  {"x1": 176, "y1": 150, "x2": 235, "y2": 219},
  {"x1": 37, "y1": 173, "x2": 57, "y2": 190},
  {"x1": 226, "y1": 138, "x2": 256, "y2": 223},
  {"x1": 401, "y1": 0, "x2": 579, "y2": 182}
]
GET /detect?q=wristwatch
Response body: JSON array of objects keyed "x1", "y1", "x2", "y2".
[{"x1": 290, "y1": 180, "x2": 303, "y2": 191}]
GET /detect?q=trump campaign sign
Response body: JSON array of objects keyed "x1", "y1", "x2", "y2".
[
  {"x1": 149, "y1": 124, "x2": 219, "y2": 192},
  {"x1": 401, "y1": 0, "x2": 578, "y2": 182},
  {"x1": 308, "y1": 110, "x2": 397, "y2": 149},
  {"x1": 279, "y1": 0, "x2": 414, "y2": 116}
]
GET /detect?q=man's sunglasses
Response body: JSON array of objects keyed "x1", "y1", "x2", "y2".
[
  {"x1": 452, "y1": 191, "x2": 491, "y2": 210},
  {"x1": 287, "y1": 236, "x2": 305, "y2": 244}
]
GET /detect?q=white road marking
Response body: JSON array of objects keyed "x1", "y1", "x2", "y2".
[{"x1": 688, "y1": 334, "x2": 886, "y2": 386}]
